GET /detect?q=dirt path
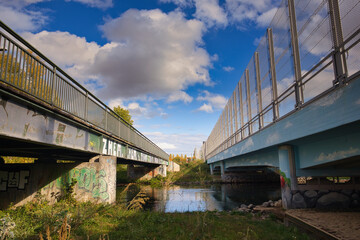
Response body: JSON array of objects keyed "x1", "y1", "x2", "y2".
[{"x1": 286, "y1": 209, "x2": 360, "y2": 240}]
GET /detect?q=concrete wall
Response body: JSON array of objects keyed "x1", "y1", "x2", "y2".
[
  {"x1": 0, "y1": 155, "x2": 116, "y2": 209},
  {"x1": 127, "y1": 164, "x2": 167, "y2": 181},
  {"x1": 167, "y1": 161, "x2": 180, "y2": 172}
]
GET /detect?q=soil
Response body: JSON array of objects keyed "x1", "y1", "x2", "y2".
[{"x1": 286, "y1": 209, "x2": 360, "y2": 240}]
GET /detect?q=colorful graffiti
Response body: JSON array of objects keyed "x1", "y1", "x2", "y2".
[{"x1": 43, "y1": 167, "x2": 109, "y2": 201}]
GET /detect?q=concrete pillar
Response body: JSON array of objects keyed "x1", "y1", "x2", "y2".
[
  {"x1": 278, "y1": 145, "x2": 298, "y2": 209},
  {"x1": 210, "y1": 164, "x2": 214, "y2": 175},
  {"x1": 220, "y1": 161, "x2": 225, "y2": 177}
]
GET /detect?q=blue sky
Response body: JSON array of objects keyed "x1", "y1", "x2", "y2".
[{"x1": 0, "y1": 0, "x2": 279, "y2": 155}]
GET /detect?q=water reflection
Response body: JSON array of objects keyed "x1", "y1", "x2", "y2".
[{"x1": 118, "y1": 184, "x2": 280, "y2": 213}]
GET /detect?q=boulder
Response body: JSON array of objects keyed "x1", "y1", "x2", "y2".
[
  {"x1": 248, "y1": 204, "x2": 255, "y2": 209},
  {"x1": 304, "y1": 190, "x2": 318, "y2": 199},
  {"x1": 316, "y1": 192, "x2": 351, "y2": 208},
  {"x1": 292, "y1": 192, "x2": 307, "y2": 208},
  {"x1": 262, "y1": 201, "x2": 270, "y2": 207},
  {"x1": 240, "y1": 204, "x2": 248, "y2": 209},
  {"x1": 341, "y1": 189, "x2": 353, "y2": 197},
  {"x1": 274, "y1": 200, "x2": 282, "y2": 207},
  {"x1": 351, "y1": 193, "x2": 359, "y2": 200}
]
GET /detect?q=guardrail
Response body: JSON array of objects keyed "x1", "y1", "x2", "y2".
[
  {"x1": 0, "y1": 21, "x2": 168, "y2": 161},
  {"x1": 205, "y1": 0, "x2": 360, "y2": 160}
]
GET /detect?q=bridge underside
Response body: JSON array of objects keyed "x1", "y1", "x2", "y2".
[{"x1": 208, "y1": 77, "x2": 360, "y2": 209}]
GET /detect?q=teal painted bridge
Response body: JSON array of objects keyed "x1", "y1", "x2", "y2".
[{"x1": 204, "y1": 0, "x2": 360, "y2": 209}]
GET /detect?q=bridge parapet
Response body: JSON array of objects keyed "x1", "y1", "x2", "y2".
[
  {"x1": 0, "y1": 21, "x2": 168, "y2": 163},
  {"x1": 204, "y1": 0, "x2": 360, "y2": 161}
]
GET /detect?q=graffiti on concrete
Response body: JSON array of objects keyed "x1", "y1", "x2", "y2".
[
  {"x1": 43, "y1": 167, "x2": 109, "y2": 201},
  {"x1": 0, "y1": 170, "x2": 30, "y2": 191}
]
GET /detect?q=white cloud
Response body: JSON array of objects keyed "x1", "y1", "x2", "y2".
[
  {"x1": 0, "y1": 5, "x2": 47, "y2": 32},
  {"x1": 193, "y1": 0, "x2": 228, "y2": 27},
  {"x1": 257, "y1": 7, "x2": 278, "y2": 27},
  {"x1": 159, "y1": 0, "x2": 192, "y2": 7},
  {"x1": 197, "y1": 103, "x2": 213, "y2": 113},
  {"x1": 225, "y1": 0, "x2": 277, "y2": 27},
  {"x1": 92, "y1": 9, "x2": 212, "y2": 100},
  {"x1": 125, "y1": 101, "x2": 168, "y2": 120},
  {"x1": 65, "y1": 0, "x2": 113, "y2": 9},
  {"x1": 157, "y1": 142, "x2": 177, "y2": 150},
  {"x1": 197, "y1": 90, "x2": 227, "y2": 110},
  {"x1": 223, "y1": 66, "x2": 234, "y2": 72},
  {"x1": 167, "y1": 91, "x2": 193, "y2": 104},
  {"x1": 143, "y1": 131, "x2": 206, "y2": 155}
]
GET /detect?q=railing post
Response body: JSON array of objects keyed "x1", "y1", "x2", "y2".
[
  {"x1": 287, "y1": 0, "x2": 303, "y2": 108},
  {"x1": 328, "y1": 0, "x2": 347, "y2": 85},
  {"x1": 50, "y1": 67, "x2": 56, "y2": 105},
  {"x1": 255, "y1": 52, "x2": 263, "y2": 129},
  {"x1": 233, "y1": 89, "x2": 238, "y2": 141},
  {"x1": 238, "y1": 82, "x2": 244, "y2": 139},
  {"x1": 267, "y1": 28, "x2": 279, "y2": 121},
  {"x1": 245, "y1": 69, "x2": 252, "y2": 134},
  {"x1": 85, "y1": 92, "x2": 88, "y2": 121}
]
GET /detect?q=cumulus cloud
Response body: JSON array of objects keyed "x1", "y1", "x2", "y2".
[
  {"x1": 65, "y1": 0, "x2": 113, "y2": 9},
  {"x1": 91, "y1": 9, "x2": 211, "y2": 100},
  {"x1": 197, "y1": 90, "x2": 227, "y2": 110},
  {"x1": 0, "y1": 4, "x2": 47, "y2": 32},
  {"x1": 223, "y1": 66, "x2": 234, "y2": 72},
  {"x1": 193, "y1": 0, "x2": 228, "y2": 27},
  {"x1": 159, "y1": 0, "x2": 192, "y2": 7},
  {"x1": 197, "y1": 103, "x2": 213, "y2": 113},
  {"x1": 167, "y1": 91, "x2": 193, "y2": 104},
  {"x1": 143, "y1": 131, "x2": 206, "y2": 155},
  {"x1": 225, "y1": 0, "x2": 277, "y2": 27}
]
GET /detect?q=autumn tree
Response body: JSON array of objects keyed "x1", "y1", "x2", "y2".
[{"x1": 113, "y1": 105, "x2": 134, "y2": 126}]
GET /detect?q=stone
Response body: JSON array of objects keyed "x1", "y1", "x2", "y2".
[
  {"x1": 274, "y1": 200, "x2": 282, "y2": 207},
  {"x1": 240, "y1": 204, "x2": 248, "y2": 209},
  {"x1": 318, "y1": 190, "x2": 329, "y2": 196},
  {"x1": 341, "y1": 190, "x2": 353, "y2": 196},
  {"x1": 270, "y1": 202, "x2": 275, "y2": 207},
  {"x1": 292, "y1": 192, "x2": 307, "y2": 208},
  {"x1": 262, "y1": 201, "x2": 270, "y2": 207},
  {"x1": 248, "y1": 204, "x2": 255, "y2": 209},
  {"x1": 304, "y1": 190, "x2": 318, "y2": 199},
  {"x1": 316, "y1": 192, "x2": 351, "y2": 209},
  {"x1": 352, "y1": 193, "x2": 359, "y2": 200},
  {"x1": 350, "y1": 200, "x2": 359, "y2": 208}
]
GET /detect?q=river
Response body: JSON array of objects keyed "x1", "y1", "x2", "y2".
[{"x1": 117, "y1": 183, "x2": 281, "y2": 212}]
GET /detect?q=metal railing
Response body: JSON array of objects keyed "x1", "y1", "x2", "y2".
[
  {"x1": 205, "y1": 0, "x2": 360, "y2": 160},
  {"x1": 0, "y1": 21, "x2": 168, "y2": 161}
]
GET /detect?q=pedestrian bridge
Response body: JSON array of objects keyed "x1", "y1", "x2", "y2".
[
  {"x1": 204, "y1": 0, "x2": 360, "y2": 209},
  {"x1": 0, "y1": 21, "x2": 168, "y2": 208}
]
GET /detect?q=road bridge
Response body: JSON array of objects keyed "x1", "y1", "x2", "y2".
[
  {"x1": 0, "y1": 21, "x2": 168, "y2": 208},
  {"x1": 204, "y1": 0, "x2": 360, "y2": 209}
]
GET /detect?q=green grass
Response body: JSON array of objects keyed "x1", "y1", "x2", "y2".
[{"x1": 0, "y1": 200, "x2": 311, "y2": 240}]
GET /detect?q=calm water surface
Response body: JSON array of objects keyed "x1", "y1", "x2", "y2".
[{"x1": 118, "y1": 184, "x2": 280, "y2": 212}]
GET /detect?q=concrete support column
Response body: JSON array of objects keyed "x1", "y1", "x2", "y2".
[
  {"x1": 209, "y1": 164, "x2": 214, "y2": 175},
  {"x1": 220, "y1": 161, "x2": 225, "y2": 178},
  {"x1": 279, "y1": 145, "x2": 298, "y2": 209}
]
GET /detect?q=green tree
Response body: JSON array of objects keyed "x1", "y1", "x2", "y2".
[{"x1": 113, "y1": 105, "x2": 134, "y2": 126}]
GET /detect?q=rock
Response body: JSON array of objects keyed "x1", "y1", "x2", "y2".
[
  {"x1": 352, "y1": 193, "x2": 359, "y2": 200},
  {"x1": 316, "y1": 192, "x2": 351, "y2": 208},
  {"x1": 274, "y1": 200, "x2": 282, "y2": 207},
  {"x1": 292, "y1": 192, "x2": 307, "y2": 208},
  {"x1": 270, "y1": 202, "x2": 275, "y2": 207},
  {"x1": 350, "y1": 200, "x2": 359, "y2": 208},
  {"x1": 318, "y1": 190, "x2": 329, "y2": 196},
  {"x1": 304, "y1": 190, "x2": 318, "y2": 199},
  {"x1": 268, "y1": 200, "x2": 273, "y2": 204},
  {"x1": 262, "y1": 201, "x2": 270, "y2": 207},
  {"x1": 341, "y1": 190, "x2": 353, "y2": 196},
  {"x1": 240, "y1": 204, "x2": 248, "y2": 209},
  {"x1": 248, "y1": 204, "x2": 255, "y2": 209}
]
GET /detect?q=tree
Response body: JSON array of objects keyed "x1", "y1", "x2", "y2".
[{"x1": 113, "y1": 105, "x2": 134, "y2": 126}]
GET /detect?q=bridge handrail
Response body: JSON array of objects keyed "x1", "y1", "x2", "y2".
[
  {"x1": 0, "y1": 20, "x2": 168, "y2": 161},
  {"x1": 204, "y1": 0, "x2": 360, "y2": 160}
]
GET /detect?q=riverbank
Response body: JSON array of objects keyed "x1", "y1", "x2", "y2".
[{"x1": 0, "y1": 198, "x2": 310, "y2": 239}]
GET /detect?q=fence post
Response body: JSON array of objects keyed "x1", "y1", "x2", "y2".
[
  {"x1": 245, "y1": 68, "x2": 252, "y2": 134},
  {"x1": 328, "y1": 0, "x2": 347, "y2": 85},
  {"x1": 267, "y1": 28, "x2": 279, "y2": 121},
  {"x1": 287, "y1": 0, "x2": 303, "y2": 108},
  {"x1": 255, "y1": 52, "x2": 263, "y2": 129}
]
